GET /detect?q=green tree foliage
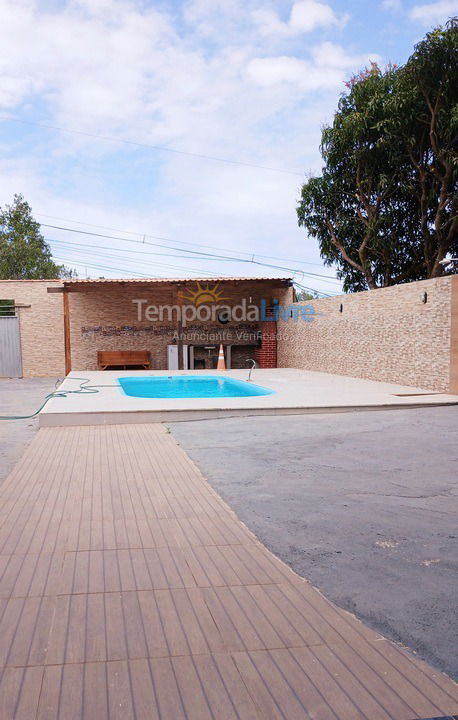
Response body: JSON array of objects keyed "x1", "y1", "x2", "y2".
[
  {"x1": 0, "y1": 194, "x2": 74, "y2": 279},
  {"x1": 0, "y1": 299, "x2": 14, "y2": 316},
  {"x1": 295, "y1": 289, "x2": 319, "y2": 301},
  {"x1": 297, "y1": 20, "x2": 458, "y2": 291}
]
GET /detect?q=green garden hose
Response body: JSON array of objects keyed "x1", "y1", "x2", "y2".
[{"x1": 0, "y1": 377, "x2": 118, "y2": 420}]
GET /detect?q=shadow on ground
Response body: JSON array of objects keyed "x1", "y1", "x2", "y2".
[{"x1": 169, "y1": 406, "x2": 458, "y2": 680}]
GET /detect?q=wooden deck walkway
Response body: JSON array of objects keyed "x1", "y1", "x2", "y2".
[{"x1": 0, "y1": 424, "x2": 456, "y2": 719}]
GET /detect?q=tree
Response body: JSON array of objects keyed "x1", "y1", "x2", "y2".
[
  {"x1": 394, "y1": 20, "x2": 458, "y2": 278},
  {"x1": 0, "y1": 194, "x2": 74, "y2": 279},
  {"x1": 295, "y1": 289, "x2": 319, "y2": 301},
  {"x1": 297, "y1": 20, "x2": 458, "y2": 292}
]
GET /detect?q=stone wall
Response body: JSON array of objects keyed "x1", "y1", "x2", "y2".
[
  {"x1": 278, "y1": 276, "x2": 457, "y2": 393},
  {"x1": 0, "y1": 280, "x2": 65, "y2": 377}
]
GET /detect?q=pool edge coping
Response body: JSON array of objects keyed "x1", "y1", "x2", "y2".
[{"x1": 39, "y1": 399, "x2": 458, "y2": 426}]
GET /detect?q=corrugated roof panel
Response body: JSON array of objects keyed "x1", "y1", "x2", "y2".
[{"x1": 62, "y1": 276, "x2": 292, "y2": 285}]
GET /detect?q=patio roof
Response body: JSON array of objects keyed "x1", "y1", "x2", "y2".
[{"x1": 61, "y1": 276, "x2": 293, "y2": 287}]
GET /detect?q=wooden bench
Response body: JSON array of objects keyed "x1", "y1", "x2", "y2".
[{"x1": 97, "y1": 350, "x2": 151, "y2": 370}]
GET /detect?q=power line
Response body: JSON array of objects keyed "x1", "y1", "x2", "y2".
[
  {"x1": 52, "y1": 257, "x2": 154, "y2": 278},
  {"x1": 1, "y1": 115, "x2": 304, "y2": 177},
  {"x1": 48, "y1": 237, "x2": 241, "y2": 269},
  {"x1": 293, "y1": 280, "x2": 331, "y2": 298},
  {"x1": 36, "y1": 212, "x2": 329, "y2": 269},
  {"x1": 43, "y1": 223, "x2": 341, "y2": 285},
  {"x1": 54, "y1": 256, "x2": 330, "y2": 297},
  {"x1": 49, "y1": 241, "x2": 236, "y2": 277},
  {"x1": 48, "y1": 237, "x2": 340, "y2": 286},
  {"x1": 48, "y1": 241, "x2": 238, "y2": 278}
]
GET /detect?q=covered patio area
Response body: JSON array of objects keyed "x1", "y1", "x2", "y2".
[{"x1": 47, "y1": 277, "x2": 293, "y2": 374}]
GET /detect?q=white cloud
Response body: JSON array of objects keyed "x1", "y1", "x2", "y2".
[
  {"x1": 381, "y1": 0, "x2": 402, "y2": 9},
  {"x1": 252, "y1": 8, "x2": 289, "y2": 36},
  {"x1": 310, "y1": 42, "x2": 380, "y2": 68},
  {"x1": 247, "y1": 44, "x2": 380, "y2": 92},
  {"x1": 247, "y1": 56, "x2": 343, "y2": 92},
  {"x1": 0, "y1": 0, "x2": 378, "y2": 290},
  {"x1": 253, "y1": 0, "x2": 347, "y2": 36},
  {"x1": 0, "y1": 0, "x2": 177, "y2": 139},
  {"x1": 410, "y1": 0, "x2": 458, "y2": 22},
  {"x1": 290, "y1": 0, "x2": 342, "y2": 32},
  {"x1": 247, "y1": 56, "x2": 312, "y2": 88}
]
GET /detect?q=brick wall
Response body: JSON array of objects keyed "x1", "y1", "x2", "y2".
[
  {"x1": 254, "y1": 307, "x2": 277, "y2": 368},
  {"x1": 0, "y1": 280, "x2": 65, "y2": 377},
  {"x1": 278, "y1": 276, "x2": 457, "y2": 393}
]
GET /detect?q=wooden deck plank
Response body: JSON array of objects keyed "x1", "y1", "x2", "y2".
[
  {"x1": 203, "y1": 652, "x2": 262, "y2": 720},
  {"x1": 8, "y1": 596, "x2": 43, "y2": 667},
  {"x1": 129, "y1": 658, "x2": 160, "y2": 720},
  {"x1": 170, "y1": 655, "x2": 216, "y2": 720},
  {"x1": 59, "y1": 663, "x2": 84, "y2": 720},
  {"x1": 0, "y1": 666, "x2": 44, "y2": 720},
  {"x1": 83, "y1": 662, "x2": 109, "y2": 720},
  {"x1": 0, "y1": 423, "x2": 456, "y2": 719},
  {"x1": 44, "y1": 596, "x2": 70, "y2": 666},
  {"x1": 326, "y1": 641, "x2": 432, "y2": 720},
  {"x1": 105, "y1": 592, "x2": 128, "y2": 662},
  {"x1": 106, "y1": 660, "x2": 136, "y2": 720},
  {"x1": 267, "y1": 648, "x2": 341, "y2": 720},
  {"x1": 37, "y1": 665, "x2": 62, "y2": 720},
  {"x1": 230, "y1": 650, "x2": 287, "y2": 719},
  {"x1": 137, "y1": 591, "x2": 170, "y2": 659},
  {"x1": 247, "y1": 648, "x2": 325, "y2": 720},
  {"x1": 148, "y1": 657, "x2": 186, "y2": 719}
]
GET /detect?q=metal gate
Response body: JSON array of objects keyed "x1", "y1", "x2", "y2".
[{"x1": 0, "y1": 316, "x2": 22, "y2": 377}]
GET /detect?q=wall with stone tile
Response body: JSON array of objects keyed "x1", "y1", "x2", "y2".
[
  {"x1": 450, "y1": 276, "x2": 458, "y2": 394},
  {"x1": 278, "y1": 276, "x2": 457, "y2": 393},
  {"x1": 0, "y1": 280, "x2": 65, "y2": 377},
  {"x1": 4, "y1": 276, "x2": 455, "y2": 392}
]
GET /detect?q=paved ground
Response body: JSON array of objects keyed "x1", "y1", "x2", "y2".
[
  {"x1": 170, "y1": 406, "x2": 458, "y2": 680},
  {"x1": 1, "y1": 423, "x2": 457, "y2": 719},
  {"x1": 0, "y1": 378, "x2": 59, "y2": 485}
]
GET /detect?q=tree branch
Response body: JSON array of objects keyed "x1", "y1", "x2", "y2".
[{"x1": 325, "y1": 219, "x2": 364, "y2": 273}]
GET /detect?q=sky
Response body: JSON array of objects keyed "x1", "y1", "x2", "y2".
[{"x1": 0, "y1": 0, "x2": 457, "y2": 295}]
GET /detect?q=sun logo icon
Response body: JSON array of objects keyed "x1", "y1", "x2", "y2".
[{"x1": 183, "y1": 282, "x2": 230, "y2": 306}]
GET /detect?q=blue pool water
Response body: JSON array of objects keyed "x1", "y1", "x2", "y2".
[{"x1": 118, "y1": 375, "x2": 274, "y2": 399}]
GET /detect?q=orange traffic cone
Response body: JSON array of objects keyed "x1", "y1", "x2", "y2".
[{"x1": 216, "y1": 344, "x2": 226, "y2": 370}]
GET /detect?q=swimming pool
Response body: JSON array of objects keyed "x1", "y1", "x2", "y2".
[{"x1": 118, "y1": 375, "x2": 274, "y2": 399}]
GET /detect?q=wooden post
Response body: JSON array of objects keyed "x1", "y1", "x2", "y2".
[
  {"x1": 63, "y1": 289, "x2": 72, "y2": 375},
  {"x1": 177, "y1": 286, "x2": 184, "y2": 370}
]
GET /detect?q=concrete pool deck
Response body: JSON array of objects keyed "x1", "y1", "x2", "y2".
[{"x1": 39, "y1": 368, "x2": 458, "y2": 426}]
